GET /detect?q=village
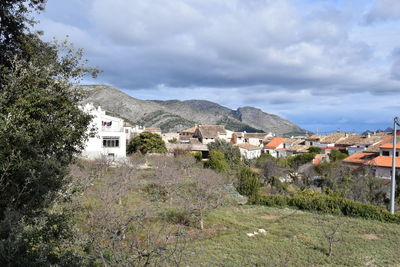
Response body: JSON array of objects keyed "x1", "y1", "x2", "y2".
[{"x1": 81, "y1": 103, "x2": 400, "y2": 182}]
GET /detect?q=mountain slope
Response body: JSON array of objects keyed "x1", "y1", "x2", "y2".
[{"x1": 81, "y1": 84, "x2": 306, "y2": 135}]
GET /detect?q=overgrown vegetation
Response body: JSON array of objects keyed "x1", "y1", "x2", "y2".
[
  {"x1": 127, "y1": 132, "x2": 167, "y2": 154},
  {"x1": 0, "y1": 1, "x2": 98, "y2": 265}
]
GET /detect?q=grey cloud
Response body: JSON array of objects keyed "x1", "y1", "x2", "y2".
[
  {"x1": 363, "y1": 0, "x2": 400, "y2": 24},
  {"x1": 37, "y1": 0, "x2": 400, "y2": 100}
]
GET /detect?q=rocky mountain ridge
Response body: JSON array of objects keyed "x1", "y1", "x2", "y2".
[{"x1": 80, "y1": 84, "x2": 306, "y2": 136}]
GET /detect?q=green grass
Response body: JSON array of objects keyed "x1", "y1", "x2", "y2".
[{"x1": 185, "y1": 205, "x2": 400, "y2": 266}]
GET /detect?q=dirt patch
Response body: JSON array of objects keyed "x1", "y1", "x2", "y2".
[
  {"x1": 361, "y1": 234, "x2": 381, "y2": 240},
  {"x1": 260, "y1": 215, "x2": 278, "y2": 220}
]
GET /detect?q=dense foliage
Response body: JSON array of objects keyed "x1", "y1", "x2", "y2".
[
  {"x1": 0, "y1": 1, "x2": 98, "y2": 265},
  {"x1": 236, "y1": 166, "x2": 261, "y2": 197},
  {"x1": 251, "y1": 191, "x2": 400, "y2": 224},
  {"x1": 208, "y1": 149, "x2": 229, "y2": 172},
  {"x1": 127, "y1": 132, "x2": 167, "y2": 154}
]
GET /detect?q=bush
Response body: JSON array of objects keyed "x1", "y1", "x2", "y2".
[
  {"x1": 329, "y1": 149, "x2": 348, "y2": 162},
  {"x1": 127, "y1": 132, "x2": 167, "y2": 154},
  {"x1": 308, "y1": 146, "x2": 322, "y2": 154},
  {"x1": 250, "y1": 191, "x2": 400, "y2": 224},
  {"x1": 287, "y1": 153, "x2": 316, "y2": 167},
  {"x1": 143, "y1": 183, "x2": 167, "y2": 202},
  {"x1": 236, "y1": 166, "x2": 261, "y2": 197},
  {"x1": 208, "y1": 150, "x2": 229, "y2": 172},
  {"x1": 161, "y1": 209, "x2": 196, "y2": 227}
]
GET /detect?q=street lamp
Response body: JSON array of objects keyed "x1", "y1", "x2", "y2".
[{"x1": 390, "y1": 117, "x2": 400, "y2": 214}]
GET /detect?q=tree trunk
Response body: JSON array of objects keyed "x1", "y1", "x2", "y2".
[
  {"x1": 200, "y1": 210, "x2": 204, "y2": 230},
  {"x1": 328, "y1": 240, "x2": 333, "y2": 257}
]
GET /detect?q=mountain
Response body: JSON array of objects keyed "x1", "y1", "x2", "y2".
[{"x1": 80, "y1": 84, "x2": 306, "y2": 135}]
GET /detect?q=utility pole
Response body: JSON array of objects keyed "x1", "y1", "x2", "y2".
[{"x1": 390, "y1": 117, "x2": 400, "y2": 214}]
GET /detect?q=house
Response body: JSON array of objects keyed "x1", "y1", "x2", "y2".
[
  {"x1": 366, "y1": 136, "x2": 400, "y2": 179},
  {"x1": 166, "y1": 143, "x2": 209, "y2": 159},
  {"x1": 231, "y1": 132, "x2": 245, "y2": 145},
  {"x1": 305, "y1": 135, "x2": 323, "y2": 147},
  {"x1": 123, "y1": 122, "x2": 145, "y2": 141},
  {"x1": 286, "y1": 144, "x2": 311, "y2": 157},
  {"x1": 342, "y1": 152, "x2": 377, "y2": 170},
  {"x1": 193, "y1": 125, "x2": 228, "y2": 144},
  {"x1": 342, "y1": 133, "x2": 400, "y2": 179},
  {"x1": 264, "y1": 137, "x2": 286, "y2": 158},
  {"x1": 244, "y1": 133, "x2": 273, "y2": 147},
  {"x1": 179, "y1": 126, "x2": 197, "y2": 143},
  {"x1": 335, "y1": 134, "x2": 383, "y2": 155},
  {"x1": 319, "y1": 133, "x2": 348, "y2": 148},
  {"x1": 235, "y1": 143, "x2": 262, "y2": 159},
  {"x1": 81, "y1": 103, "x2": 127, "y2": 160}
]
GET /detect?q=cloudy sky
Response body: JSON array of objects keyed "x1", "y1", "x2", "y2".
[{"x1": 36, "y1": 0, "x2": 400, "y2": 133}]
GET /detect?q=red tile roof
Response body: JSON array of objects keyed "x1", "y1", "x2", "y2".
[
  {"x1": 366, "y1": 156, "x2": 400, "y2": 168},
  {"x1": 264, "y1": 138, "x2": 286, "y2": 149},
  {"x1": 343, "y1": 152, "x2": 377, "y2": 165}
]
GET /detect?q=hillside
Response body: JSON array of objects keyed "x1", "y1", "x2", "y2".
[
  {"x1": 81, "y1": 84, "x2": 306, "y2": 135},
  {"x1": 185, "y1": 205, "x2": 400, "y2": 266}
]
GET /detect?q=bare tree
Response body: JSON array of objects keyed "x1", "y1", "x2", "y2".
[
  {"x1": 187, "y1": 168, "x2": 226, "y2": 230},
  {"x1": 70, "y1": 159, "x2": 188, "y2": 266},
  {"x1": 315, "y1": 215, "x2": 345, "y2": 257}
]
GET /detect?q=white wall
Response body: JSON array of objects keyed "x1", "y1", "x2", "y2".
[{"x1": 81, "y1": 103, "x2": 127, "y2": 160}]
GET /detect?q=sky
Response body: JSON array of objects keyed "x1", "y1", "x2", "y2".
[{"x1": 35, "y1": 0, "x2": 400, "y2": 133}]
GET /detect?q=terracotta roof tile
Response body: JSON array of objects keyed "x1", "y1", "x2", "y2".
[
  {"x1": 366, "y1": 156, "x2": 400, "y2": 168},
  {"x1": 365, "y1": 135, "x2": 393, "y2": 152},
  {"x1": 343, "y1": 152, "x2": 377, "y2": 165},
  {"x1": 264, "y1": 138, "x2": 286, "y2": 149}
]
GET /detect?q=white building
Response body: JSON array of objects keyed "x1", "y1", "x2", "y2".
[
  {"x1": 236, "y1": 144, "x2": 262, "y2": 159},
  {"x1": 81, "y1": 103, "x2": 127, "y2": 160}
]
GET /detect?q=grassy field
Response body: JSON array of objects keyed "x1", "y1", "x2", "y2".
[{"x1": 184, "y1": 205, "x2": 400, "y2": 267}]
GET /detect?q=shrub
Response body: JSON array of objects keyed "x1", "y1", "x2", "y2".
[
  {"x1": 250, "y1": 191, "x2": 400, "y2": 224},
  {"x1": 143, "y1": 183, "x2": 167, "y2": 202},
  {"x1": 308, "y1": 146, "x2": 322, "y2": 154},
  {"x1": 208, "y1": 150, "x2": 229, "y2": 172},
  {"x1": 161, "y1": 209, "x2": 196, "y2": 227},
  {"x1": 127, "y1": 132, "x2": 167, "y2": 154},
  {"x1": 236, "y1": 166, "x2": 261, "y2": 197},
  {"x1": 329, "y1": 149, "x2": 348, "y2": 162}
]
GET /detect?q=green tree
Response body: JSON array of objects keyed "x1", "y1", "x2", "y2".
[
  {"x1": 127, "y1": 132, "x2": 167, "y2": 154},
  {"x1": 207, "y1": 138, "x2": 241, "y2": 166},
  {"x1": 208, "y1": 150, "x2": 229, "y2": 172},
  {"x1": 329, "y1": 149, "x2": 348, "y2": 162},
  {"x1": 0, "y1": 1, "x2": 98, "y2": 265},
  {"x1": 287, "y1": 152, "x2": 316, "y2": 168},
  {"x1": 308, "y1": 146, "x2": 322, "y2": 154},
  {"x1": 236, "y1": 166, "x2": 261, "y2": 197}
]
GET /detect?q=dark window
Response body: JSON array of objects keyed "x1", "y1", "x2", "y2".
[
  {"x1": 382, "y1": 151, "x2": 390, "y2": 156},
  {"x1": 103, "y1": 137, "x2": 120, "y2": 147}
]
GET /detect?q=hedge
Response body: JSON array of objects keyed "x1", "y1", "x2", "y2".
[{"x1": 249, "y1": 192, "x2": 400, "y2": 224}]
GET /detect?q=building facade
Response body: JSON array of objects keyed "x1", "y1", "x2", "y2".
[{"x1": 81, "y1": 103, "x2": 127, "y2": 160}]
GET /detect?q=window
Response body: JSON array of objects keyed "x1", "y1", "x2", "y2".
[
  {"x1": 102, "y1": 137, "x2": 120, "y2": 147},
  {"x1": 382, "y1": 151, "x2": 390, "y2": 156},
  {"x1": 397, "y1": 152, "x2": 399, "y2": 157}
]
